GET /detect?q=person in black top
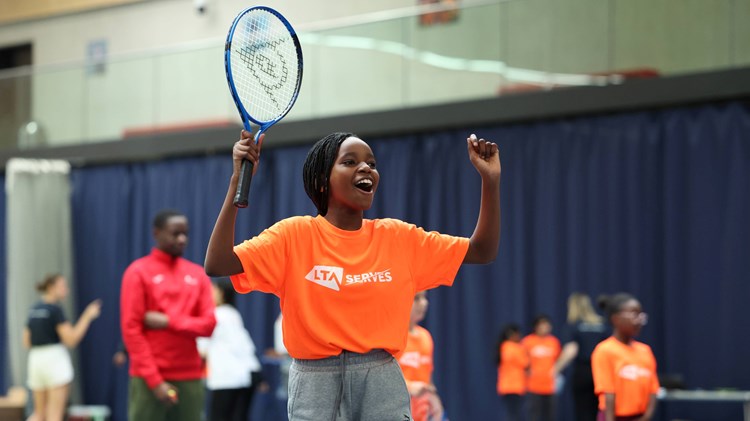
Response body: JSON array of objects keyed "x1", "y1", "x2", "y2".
[
  {"x1": 554, "y1": 292, "x2": 609, "y2": 421},
  {"x1": 23, "y1": 273, "x2": 101, "y2": 421}
]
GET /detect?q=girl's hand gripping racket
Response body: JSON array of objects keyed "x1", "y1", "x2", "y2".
[{"x1": 225, "y1": 6, "x2": 303, "y2": 207}]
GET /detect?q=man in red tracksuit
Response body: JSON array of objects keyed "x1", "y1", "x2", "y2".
[{"x1": 120, "y1": 209, "x2": 216, "y2": 421}]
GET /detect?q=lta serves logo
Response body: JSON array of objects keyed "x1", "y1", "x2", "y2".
[
  {"x1": 305, "y1": 266, "x2": 393, "y2": 291},
  {"x1": 305, "y1": 266, "x2": 344, "y2": 291},
  {"x1": 618, "y1": 364, "x2": 652, "y2": 381}
]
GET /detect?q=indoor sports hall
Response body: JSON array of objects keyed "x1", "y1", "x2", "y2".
[{"x1": 0, "y1": 1, "x2": 748, "y2": 420}]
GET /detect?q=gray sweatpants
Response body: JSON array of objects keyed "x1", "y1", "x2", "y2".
[{"x1": 287, "y1": 349, "x2": 412, "y2": 421}]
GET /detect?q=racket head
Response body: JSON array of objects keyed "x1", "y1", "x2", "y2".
[{"x1": 225, "y1": 6, "x2": 303, "y2": 130}]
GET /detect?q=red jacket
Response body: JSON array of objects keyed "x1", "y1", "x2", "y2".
[{"x1": 120, "y1": 248, "x2": 216, "y2": 388}]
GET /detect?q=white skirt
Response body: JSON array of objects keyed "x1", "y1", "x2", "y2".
[{"x1": 27, "y1": 344, "x2": 74, "y2": 390}]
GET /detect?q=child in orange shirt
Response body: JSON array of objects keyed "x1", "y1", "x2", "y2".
[
  {"x1": 497, "y1": 323, "x2": 528, "y2": 421},
  {"x1": 205, "y1": 131, "x2": 501, "y2": 421},
  {"x1": 591, "y1": 293, "x2": 658, "y2": 421},
  {"x1": 522, "y1": 315, "x2": 561, "y2": 421},
  {"x1": 398, "y1": 291, "x2": 443, "y2": 421}
]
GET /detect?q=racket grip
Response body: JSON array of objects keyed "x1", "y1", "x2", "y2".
[{"x1": 233, "y1": 159, "x2": 254, "y2": 208}]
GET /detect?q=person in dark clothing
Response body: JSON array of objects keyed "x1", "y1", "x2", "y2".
[
  {"x1": 23, "y1": 274, "x2": 101, "y2": 421},
  {"x1": 554, "y1": 293, "x2": 608, "y2": 421}
]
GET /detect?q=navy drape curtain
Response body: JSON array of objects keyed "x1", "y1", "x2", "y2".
[{"x1": 1, "y1": 100, "x2": 748, "y2": 420}]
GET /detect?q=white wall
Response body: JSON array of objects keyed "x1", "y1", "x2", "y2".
[
  {"x1": 0, "y1": 0, "x2": 748, "y2": 146},
  {"x1": 0, "y1": 0, "x2": 412, "y2": 66},
  {"x1": 0, "y1": 0, "x2": 421, "y2": 143}
]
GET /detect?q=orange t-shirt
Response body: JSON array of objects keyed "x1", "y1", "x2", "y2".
[
  {"x1": 398, "y1": 325, "x2": 434, "y2": 384},
  {"x1": 521, "y1": 334, "x2": 561, "y2": 395},
  {"x1": 591, "y1": 336, "x2": 659, "y2": 416},
  {"x1": 231, "y1": 215, "x2": 469, "y2": 359},
  {"x1": 497, "y1": 341, "x2": 529, "y2": 395},
  {"x1": 398, "y1": 325, "x2": 434, "y2": 421}
]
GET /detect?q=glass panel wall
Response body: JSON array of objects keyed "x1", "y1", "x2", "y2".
[{"x1": 0, "y1": 0, "x2": 747, "y2": 150}]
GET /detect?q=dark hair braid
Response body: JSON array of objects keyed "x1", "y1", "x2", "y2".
[{"x1": 302, "y1": 132, "x2": 355, "y2": 216}]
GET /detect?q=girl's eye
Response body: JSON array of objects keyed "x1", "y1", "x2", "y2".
[
  {"x1": 342, "y1": 160, "x2": 355, "y2": 166},
  {"x1": 368, "y1": 162, "x2": 377, "y2": 169}
]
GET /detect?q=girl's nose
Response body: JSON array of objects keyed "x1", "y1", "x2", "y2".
[{"x1": 358, "y1": 162, "x2": 372, "y2": 172}]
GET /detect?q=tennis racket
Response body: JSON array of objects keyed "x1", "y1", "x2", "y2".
[{"x1": 225, "y1": 6, "x2": 303, "y2": 208}]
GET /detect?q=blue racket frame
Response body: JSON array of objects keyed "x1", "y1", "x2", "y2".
[{"x1": 224, "y1": 6, "x2": 303, "y2": 207}]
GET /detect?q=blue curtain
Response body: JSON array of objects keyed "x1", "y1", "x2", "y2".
[
  {"x1": 4, "y1": 100, "x2": 743, "y2": 421},
  {"x1": 68, "y1": 151, "x2": 315, "y2": 421}
]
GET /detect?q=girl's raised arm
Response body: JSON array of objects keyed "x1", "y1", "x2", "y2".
[
  {"x1": 205, "y1": 130, "x2": 264, "y2": 276},
  {"x1": 463, "y1": 134, "x2": 501, "y2": 264}
]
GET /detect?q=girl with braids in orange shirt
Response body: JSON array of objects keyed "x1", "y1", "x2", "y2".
[{"x1": 205, "y1": 131, "x2": 501, "y2": 421}]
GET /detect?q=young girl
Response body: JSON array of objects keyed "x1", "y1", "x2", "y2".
[
  {"x1": 555, "y1": 293, "x2": 609, "y2": 421},
  {"x1": 497, "y1": 323, "x2": 528, "y2": 421},
  {"x1": 591, "y1": 293, "x2": 658, "y2": 421},
  {"x1": 398, "y1": 291, "x2": 443, "y2": 421},
  {"x1": 198, "y1": 278, "x2": 264, "y2": 421},
  {"x1": 522, "y1": 315, "x2": 561, "y2": 421},
  {"x1": 205, "y1": 130, "x2": 500, "y2": 420},
  {"x1": 23, "y1": 274, "x2": 101, "y2": 421}
]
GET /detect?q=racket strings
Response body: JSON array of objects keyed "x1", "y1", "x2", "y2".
[{"x1": 230, "y1": 10, "x2": 301, "y2": 122}]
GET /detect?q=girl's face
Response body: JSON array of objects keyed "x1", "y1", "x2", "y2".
[
  {"x1": 613, "y1": 299, "x2": 647, "y2": 337},
  {"x1": 410, "y1": 292, "x2": 429, "y2": 325},
  {"x1": 327, "y1": 137, "x2": 379, "y2": 214},
  {"x1": 534, "y1": 319, "x2": 552, "y2": 336},
  {"x1": 49, "y1": 276, "x2": 68, "y2": 300}
]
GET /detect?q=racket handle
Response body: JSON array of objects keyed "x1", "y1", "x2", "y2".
[{"x1": 233, "y1": 159, "x2": 254, "y2": 208}]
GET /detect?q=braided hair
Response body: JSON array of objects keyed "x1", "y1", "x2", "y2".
[{"x1": 302, "y1": 132, "x2": 356, "y2": 216}]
